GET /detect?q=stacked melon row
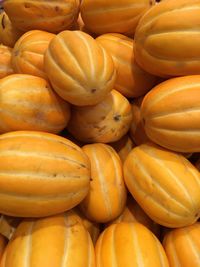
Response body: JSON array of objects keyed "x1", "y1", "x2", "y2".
[{"x1": 0, "y1": 0, "x2": 200, "y2": 267}]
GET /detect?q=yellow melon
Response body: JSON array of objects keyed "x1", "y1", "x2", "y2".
[
  {"x1": 12, "y1": 30, "x2": 55, "y2": 79},
  {"x1": 0, "y1": 74, "x2": 70, "y2": 134},
  {"x1": 0, "y1": 210, "x2": 95, "y2": 267},
  {"x1": 124, "y1": 142, "x2": 200, "y2": 227},
  {"x1": 135, "y1": 0, "x2": 200, "y2": 77},
  {"x1": 0, "y1": 131, "x2": 90, "y2": 217},
  {"x1": 67, "y1": 90, "x2": 132, "y2": 143},
  {"x1": 95, "y1": 222, "x2": 169, "y2": 267},
  {"x1": 163, "y1": 222, "x2": 200, "y2": 267},
  {"x1": 44, "y1": 30, "x2": 116, "y2": 106},
  {"x1": 141, "y1": 75, "x2": 200, "y2": 152},
  {"x1": 80, "y1": 143, "x2": 127, "y2": 223},
  {"x1": 96, "y1": 33, "x2": 157, "y2": 98},
  {"x1": 81, "y1": 0, "x2": 155, "y2": 35},
  {"x1": 3, "y1": 0, "x2": 80, "y2": 33}
]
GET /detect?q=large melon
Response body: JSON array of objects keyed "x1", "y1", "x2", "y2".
[
  {"x1": 96, "y1": 33, "x2": 157, "y2": 98},
  {"x1": 67, "y1": 89, "x2": 132, "y2": 143},
  {"x1": 44, "y1": 30, "x2": 116, "y2": 106},
  {"x1": 3, "y1": 0, "x2": 80, "y2": 33},
  {"x1": 95, "y1": 222, "x2": 169, "y2": 267},
  {"x1": 163, "y1": 222, "x2": 200, "y2": 267},
  {"x1": 0, "y1": 74, "x2": 70, "y2": 134},
  {"x1": 135, "y1": 0, "x2": 200, "y2": 77},
  {"x1": 141, "y1": 75, "x2": 200, "y2": 152},
  {"x1": 124, "y1": 143, "x2": 200, "y2": 228},
  {"x1": 80, "y1": 143, "x2": 127, "y2": 223},
  {"x1": 0, "y1": 131, "x2": 90, "y2": 217},
  {"x1": 81, "y1": 0, "x2": 155, "y2": 35},
  {"x1": 0, "y1": 210, "x2": 95, "y2": 267},
  {"x1": 12, "y1": 30, "x2": 55, "y2": 79}
]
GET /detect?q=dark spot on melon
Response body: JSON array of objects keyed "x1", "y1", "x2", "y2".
[
  {"x1": 91, "y1": 89, "x2": 97, "y2": 93},
  {"x1": 55, "y1": 6, "x2": 60, "y2": 12},
  {"x1": 24, "y1": 3, "x2": 31, "y2": 8},
  {"x1": 150, "y1": 0, "x2": 156, "y2": 5},
  {"x1": 113, "y1": 114, "x2": 121, "y2": 121},
  {"x1": 80, "y1": 163, "x2": 86, "y2": 168}
]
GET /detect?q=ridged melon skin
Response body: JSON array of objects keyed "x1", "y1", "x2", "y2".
[
  {"x1": 135, "y1": 0, "x2": 200, "y2": 77},
  {"x1": 96, "y1": 33, "x2": 157, "y2": 98},
  {"x1": 80, "y1": 143, "x2": 127, "y2": 223},
  {"x1": 95, "y1": 222, "x2": 169, "y2": 267},
  {"x1": 3, "y1": 0, "x2": 80, "y2": 33},
  {"x1": 81, "y1": 0, "x2": 155, "y2": 35},
  {"x1": 44, "y1": 30, "x2": 116, "y2": 106},
  {"x1": 67, "y1": 90, "x2": 132, "y2": 143},
  {"x1": 12, "y1": 30, "x2": 55, "y2": 79},
  {"x1": 123, "y1": 143, "x2": 200, "y2": 228},
  {"x1": 0, "y1": 131, "x2": 90, "y2": 217},
  {"x1": 0, "y1": 210, "x2": 95, "y2": 267},
  {"x1": 141, "y1": 75, "x2": 200, "y2": 152},
  {"x1": 106, "y1": 195, "x2": 160, "y2": 237},
  {"x1": 0, "y1": 74, "x2": 71, "y2": 134},
  {"x1": 163, "y1": 222, "x2": 200, "y2": 267}
]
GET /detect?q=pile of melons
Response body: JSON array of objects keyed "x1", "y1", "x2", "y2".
[{"x1": 0, "y1": 0, "x2": 200, "y2": 266}]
